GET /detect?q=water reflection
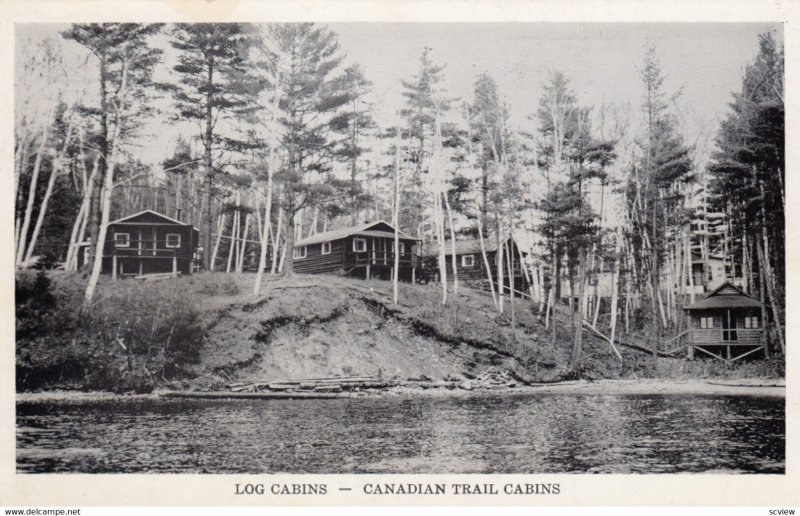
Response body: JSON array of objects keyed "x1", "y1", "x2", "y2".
[{"x1": 16, "y1": 394, "x2": 784, "y2": 474}]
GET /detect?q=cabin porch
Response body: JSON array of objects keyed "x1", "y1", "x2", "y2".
[{"x1": 683, "y1": 282, "x2": 766, "y2": 363}]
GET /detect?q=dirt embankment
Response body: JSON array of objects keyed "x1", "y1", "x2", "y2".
[
  {"x1": 16, "y1": 271, "x2": 785, "y2": 393},
  {"x1": 190, "y1": 277, "x2": 545, "y2": 389}
]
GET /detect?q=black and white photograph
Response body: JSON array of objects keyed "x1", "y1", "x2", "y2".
[{"x1": 3, "y1": 1, "x2": 794, "y2": 507}]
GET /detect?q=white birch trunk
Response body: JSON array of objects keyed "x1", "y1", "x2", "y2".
[
  {"x1": 477, "y1": 210, "x2": 497, "y2": 308},
  {"x1": 271, "y1": 206, "x2": 283, "y2": 275},
  {"x1": 17, "y1": 122, "x2": 51, "y2": 265},
  {"x1": 84, "y1": 61, "x2": 129, "y2": 304},
  {"x1": 392, "y1": 143, "x2": 401, "y2": 305},
  {"x1": 25, "y1": 113, "x2": 77, "y2": 263},
  {"x1": 443, "y1": 191, "x2": 458, "y2": 294},
  {"x1": 253, "y1": 162, "x2": 274, "y2": 295},
  {"x1": 210, "y1": 212, "x2": 225, "y2": 272}
]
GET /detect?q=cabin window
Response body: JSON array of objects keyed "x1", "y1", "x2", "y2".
[
  {"x1": 700, "y1": 316, "x2": 715, "y2": 329},
  {"x1": 293, "y1": 246, "x2": 307, "y2": 260},
  {"x1": 321, "y1": 242, "x2": 332, "y2": 255},
  {"x1": 744, "y1": 316, "x2": 759, "y2": 329},
  {"x1": 461, "y1": 255, "x2": 475, "y2": 268},
  {"x1": 353, "y1": 237, "x2": 367, "y2": 252},
  {"x1": 166, "y1": 233, "x2": 181, "y2": 248},
  {"x1": 114, "y1": 233, "x2": 130, "y2": 248}
]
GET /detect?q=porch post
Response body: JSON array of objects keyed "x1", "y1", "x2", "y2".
[
  {"x1": 112, "y1": 254, "x2": 118, "y2": 282},
  {"x1": 173, "y1": 253, "x2": 177, "y2": 278}
]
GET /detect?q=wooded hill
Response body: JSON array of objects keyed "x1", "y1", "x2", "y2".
[{"x1": 15, "y1": 24, "x2": 785, "y2": 373}]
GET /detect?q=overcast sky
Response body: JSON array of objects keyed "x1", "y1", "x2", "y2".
[{"x1": 17, "y1": 22, "x2": 782, "y2": 171}]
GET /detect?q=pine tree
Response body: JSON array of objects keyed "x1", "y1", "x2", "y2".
[
  {"x1": 61, "y1": 23, "x2": 163, "y2": 269},
  {"x1": 170, "y1": 23, "x2": 255, "y2": 271},
  {"x1": 266, "y1": 23, "x2": 361, "y2": 275},
  {"x1": 332, "y1": 64, "x2": 375, "y2": 225},
  {"x1": 707, "y1": 32, "x2": 784, "y2": 351},
  {"x1": 625, "y1": 48, "x2": 693, "y2": 332},
  {"x1": 399, "y1": 48, "x2": 454, "y2": 235}
]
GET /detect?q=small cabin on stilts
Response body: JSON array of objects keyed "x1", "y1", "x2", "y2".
[{"x1": 683, "y1": 281, "x2": 766, "y2": 363}]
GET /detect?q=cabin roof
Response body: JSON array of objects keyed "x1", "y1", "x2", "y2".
[
  {"x1": 108, "y1": 209, "x2": 196, "y2": 228},
  {"x1": 683, "y1": 281, "x2": 762, "y2": 311},
  {"x1": 422, "y1": 236, "x2": 522, "y2": 257},
  {"x1": 294, "y1": 220, "x2": 418, "y2": 247}
]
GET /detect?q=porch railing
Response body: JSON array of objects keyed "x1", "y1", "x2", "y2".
[
  {"x1": 347, "y1": 251, "x2": 418, "y2": 267},
  {"x1": 690, "y1": 328, "x2": 762, "y2": 344}
]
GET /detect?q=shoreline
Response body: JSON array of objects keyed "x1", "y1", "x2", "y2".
[{"x1": 16, "y1": 378, "x2": 785, "y2": 402}]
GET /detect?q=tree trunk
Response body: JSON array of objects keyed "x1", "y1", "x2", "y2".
[
  {"x1": 443, "y1": 190, "x2": 458, "y2": 294},
  {"x1": 496, "y1": 228, "x2": 504, "y2": 314},
  {"x1": 66, "y1": 155, "x2": 100, "y2": 271},
  {"x1": 237, "y1": 212, "x2": 250, "y2": 273},
  {"x1": 571, "y1": 247, "x2": 586, "y2": 370},
  {"x1": 271, "y1": 205, "x2": 283, "y2": 275},
  {"x1": 506, "y1": 239, "x2": 516, "y2": 344},
  {"x1": 199, "y1": 60, "x2": 215, "y2": 271},
  {"x1": 88, "y1": 53, "x2": 110, "y2": 267},
  {"x1": 476, "y1": 211, "x2": 497, "y2": 308},
  {"x1": 210, "y1": 212, "x2": 225, "y2": 272},
  {"x1": 609, "y1": 235, "x2": 621, "y2": 352},
  {"x1": 253, "y1": 162, "x2": 274, "y2": 295},
  {"x1": 85, "y1": 61, "x2": 129, "y2": 304},
  {"x1": 226, "y1": 207, "x2": 239, "y2": 273},
  {"x1": 435, "y1": 191, "x2": 447, "y2": 305},
  {"x1": 16, "y1": 123, "x2": 51, "y2": 265},
  {"x1": 758, "y1": 237, "x2": 784, "y2": 354},
  {"x1": 392, "y1": 143, "x2": 401, "y2": 305},
  {"x1": 284, "y1": 207, "x2": 296, "y2": 276},
  {"x1": 25, "y1": 113, "x2": 77, "y2": 263}
]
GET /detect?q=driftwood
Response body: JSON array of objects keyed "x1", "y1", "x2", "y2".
[
  {"x1": 158, "y1": 390, "x2": 356, "y2": 400},
  {"x1": 228, "y1": 375, "x2": 393, "y2": 394}
]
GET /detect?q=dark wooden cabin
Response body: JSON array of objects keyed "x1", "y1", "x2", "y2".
[
  {"x1": 98, "y1": 210, "x2": 199, "y2": 278},
  {"x1": 421, "y1": 236, "x2": 529, "y2": 293},
  {"x1": 292, "y1": 220, "x2": 421, "y2": 281},
  {"x1": 683, "y1": 281, "x2": 765, "y2": 362}
]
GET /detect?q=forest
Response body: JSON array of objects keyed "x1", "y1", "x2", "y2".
[{"x1": 14, "y1": 23, "x2": 785, "y2": 379}]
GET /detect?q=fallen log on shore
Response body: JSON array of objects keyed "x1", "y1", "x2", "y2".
[{"x1": 158, "y1": 390, "x2": 356, "y2": 400}]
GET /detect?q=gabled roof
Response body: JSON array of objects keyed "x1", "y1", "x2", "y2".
[
  {"x1": 109, "y1": 210, "x2": 192, "y2": 226},
  {"x1": 423, "y1": 235, "x2": 523, "y2": 257},
  {"x1": 294, "y1": 220, "x2": 419, "y2": 247},
  {"x1": 683, "y1": 281, "x2": 762, "y2": 311}
]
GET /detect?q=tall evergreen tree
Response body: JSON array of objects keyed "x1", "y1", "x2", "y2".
[
  {"x1": 399, "y1": 48, "x2": 453, "y2": 235},
  {"x1": 625, "y1": 48, "x2": 693, "y2": 330},
  {"x1": 61, "y1": 23, "x2": 163, "y2": 267},
  {"x1": 332, "y1": 64, "x2": 375, "y2": 225},
  {"x1": 266, "y1": 23, "x2": 361, "y2": 275},
  {"x1": 707, "y1": 31, "x2": 784, "y2": 350},
  {"x1": 170, "y1": 23, "x2": 255, "y2": 270}
]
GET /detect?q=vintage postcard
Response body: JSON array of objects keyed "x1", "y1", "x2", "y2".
[{"x1": 0, "y1": 0, "x2": 797, "y2": 509}]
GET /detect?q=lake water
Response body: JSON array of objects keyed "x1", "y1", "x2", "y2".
[{"x1": 16, "y1": 393, "x2": 784, "y2": 474}]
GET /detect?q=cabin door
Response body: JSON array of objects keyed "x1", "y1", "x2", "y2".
[{"x1": 722, "y1": 309, "x2": 738, "y2": 342}]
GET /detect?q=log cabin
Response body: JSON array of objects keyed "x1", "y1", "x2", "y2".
[
  {"x1": 292, "y1": 220, "x2": 421, "y2": 281},
  {"x1": 421, "y1": 236, "x2": 530, "y2": 293},
  {"x1": 79, "y1": 210, "x2": 200, "y2": 278},
  {"x1": 683, "y1": 281, "x2": 766, "y2": 362}
]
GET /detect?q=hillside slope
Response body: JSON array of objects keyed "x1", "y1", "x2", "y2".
[{"x1": 16, "y1": 271, "x2": 783, "y2": 393}]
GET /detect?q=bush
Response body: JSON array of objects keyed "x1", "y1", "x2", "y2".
[
  {"x1": 193, "y1": 273, "x2": 241, "y2": 296},
  {"x1": 16, "y1": 273, "x2": 206, "y2": 392}
]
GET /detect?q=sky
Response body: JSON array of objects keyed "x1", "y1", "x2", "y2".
[{"x1": 16, "y1": 22, "x2": 782, "y2": 184}]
